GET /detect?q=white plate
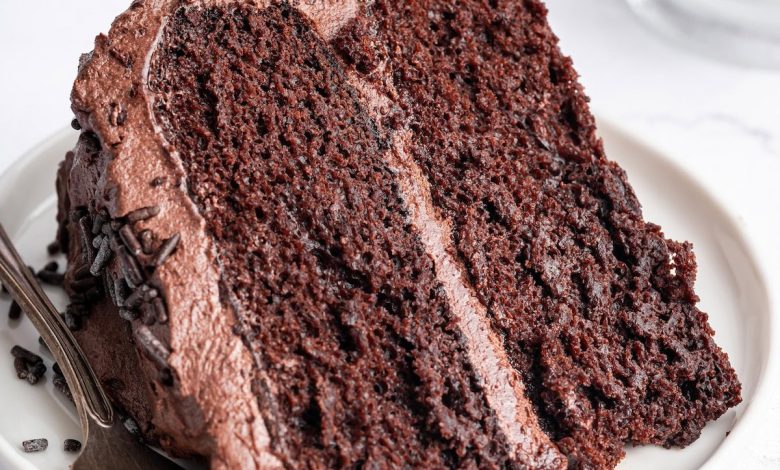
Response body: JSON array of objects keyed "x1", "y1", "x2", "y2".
[{"x1": 0, "y1": 121, "x2": 772, "y2": 469}]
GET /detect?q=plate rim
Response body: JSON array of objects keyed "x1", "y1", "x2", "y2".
[{"x1": 595, "y1": 115, "x2": 777, "y2": 470}]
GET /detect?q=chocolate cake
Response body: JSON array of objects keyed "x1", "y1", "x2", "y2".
[{"x1": 55, "y1": 1, "x2": 741, "y2": 468}]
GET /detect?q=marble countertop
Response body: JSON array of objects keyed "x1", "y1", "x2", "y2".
[{"x1": 0, "y1": 0, "x2": 777, "y2": 467}]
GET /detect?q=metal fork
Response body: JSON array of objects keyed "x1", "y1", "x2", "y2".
[{"x1": 0, "y1": 223, "x2": 181, "y2": 469}]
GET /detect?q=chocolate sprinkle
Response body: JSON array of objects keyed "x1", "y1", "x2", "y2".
[
  {"x1": 91, "y1": 213, "x2": 106, "y2": 235},
  {"x1": 159, "y1": 368, "x2": 174, "y2": 386},
  {"x1": 22, "y1": 439, "x2": 48, "y2": 453},
  {"x1": 69, "y1": 208, "x2": 88, "y2": 224},
  {"x1": 9, "y1": 301, "x2": 21, "y2": 320},
  {"x1": 83, "y1": 286, "x2": 103, "y2": 302},
  {"x1": 92, "y1": 234, "x2": 105, "y2": 249},
  {"x1": 141, "y1": 303, "x2": 156, "y2": 326},
  {"x1": 47, "y1": 240, "x2": 61, "y2": 255},
  {"x1": 42, "y1": 261, "x2": 59, "y2": 272},
  {"x1": 119, "y1": 225, "x2": 143, "y2": 257},
  {"x1": 138, "y1": 230, "x2": 155, "y2": 254},
  {"x1": 67, "y1": 303, "x2": 89, "y2": 318},
  {"x1": 152, "y1": 233, "x2": 181, "y2": 267},
  {"x1": 78, "y1": 216, "x2": 96, "y2": 264},
  {"x1": 152, "y1": 297, "x2": 168, "y2": 324},
  {"x1": 11, "y1": 345, "x2": 42, "y2": 364},
  {"x1": 117, "y1": 246, "x2": 144, "y2": 288},
  {"x1": 37, "y1": 270, "x2": 65, "y2": 286},
  {"x1": 124, "y1": 285, "x2": 157, "y2": 309},
  {"x1": 63, "y1": 439, "x2": 82, "y2": 452},
  {"x1": 90, "y1": 237, "x2": 112, "y2": 276},
  {"x1": 126, "y1": 206, "x2": 160, "y2": 223},
  {"x1": 119, "y1": 308, "x2": 140, "y2": 321},
  {"x1": 74, "y1": 264, "x2": 92, "y2": 280},
  {"x1": 113, "y1": 277, "x2": 129, "y2": 306},
  {"x1": 133, "y1": 325, "x2": 170, "y2": 370},
  {"x1": 71, "y1": 276, "x2": 97, "y2": 293},
  {"x1": 102, "y1": 222, "x2": 114, "y2": 236}
]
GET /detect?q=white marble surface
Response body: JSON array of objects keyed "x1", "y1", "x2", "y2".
[{"x1": 0, "y1": 0, "x2": 777, "y2": 467}]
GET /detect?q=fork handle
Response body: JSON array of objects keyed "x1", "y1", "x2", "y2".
[{"x1": 0, "y1": 223, "x2": 113, "y2": 429}]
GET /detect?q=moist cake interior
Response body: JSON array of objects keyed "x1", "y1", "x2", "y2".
[
  {"x1": 60, "y1": 0, "x2": 741, "y2": 468},
  {"x1": 150, "y1": 5, "x2": 521, "y2": 468}
]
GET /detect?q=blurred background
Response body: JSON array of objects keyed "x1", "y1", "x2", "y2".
[{"x1": 0, "y1": 0, "x2": 778, "y2": 466}]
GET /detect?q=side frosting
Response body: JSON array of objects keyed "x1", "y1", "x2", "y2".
[{"x1": 68, "y1": 0, "x2": 280, "y2": 468}]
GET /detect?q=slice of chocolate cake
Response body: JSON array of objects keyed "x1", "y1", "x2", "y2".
[{"x1": 56, "y1": 1, "x2": 740, "y2": 469}]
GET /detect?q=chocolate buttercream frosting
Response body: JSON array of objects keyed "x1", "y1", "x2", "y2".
[{"x1": 57, "y1": 1, "x2": 740, "y2": 469}]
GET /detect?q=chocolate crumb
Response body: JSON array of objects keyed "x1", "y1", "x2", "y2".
[
  {"x1": 52, "y1": 362, "x2": 63, "y2": 377},
  {"x1": 9, "y1": 301, "x2": 21, "y2": 320},
  {"x1": 13, "y1": 357, "x2": 28, "y2": 380},
  {"x1": 119, "y1": 225, "x2": 143, "y2": 257},
  {"x1": 38, "y1": 336, "x2": 48, "y2": 350},
  {"x1": 122, "y1": 416, "x2": 141, "y2": 436},
  {"x1": 11, "y1": 345, "x2": 42, "y2": 364},
  {"x1": 53, "y1": 375, "x2": 73, "y2": 402},
  {"x1": 1, "y1": 283, "x2": 7, "y2": 294},
  {"x1": 70, "y1": 118, "x2": 81, "y2": 130},
  {"x1": 63, "y1": 439, "x2": 81, "y2": 452},
  {"x1": 22, "y1": 439, "x2": 48, "y2": 453},
  {"x1": 46, "y1": 240, "x2": 61, "y2": 255},
  {"x1": 126, "y1": 206, "x2": 160, "y2": 223},
  {"x1": 152, "y1": 233, "x2": 181, "y2": 267},
  {"x1": 25, "y1": 362, "x2": 46, "y2": 385},
  {"x1": 12, "y1": 346, "x2": 46, "y2": 385},
  {"x1": 133, "y1": 325, "x2": 170, "y2": 370}
]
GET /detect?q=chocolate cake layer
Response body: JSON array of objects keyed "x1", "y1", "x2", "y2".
[
  {"x1": 320, "y1": 1, "x2": 741, "y2": 467},
  {"x1": 57, "y1": 0, "x2": 740, "y2": 469},
  {"x1": 147, "y1": 4, "x2": 561, "y2": 468}
]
